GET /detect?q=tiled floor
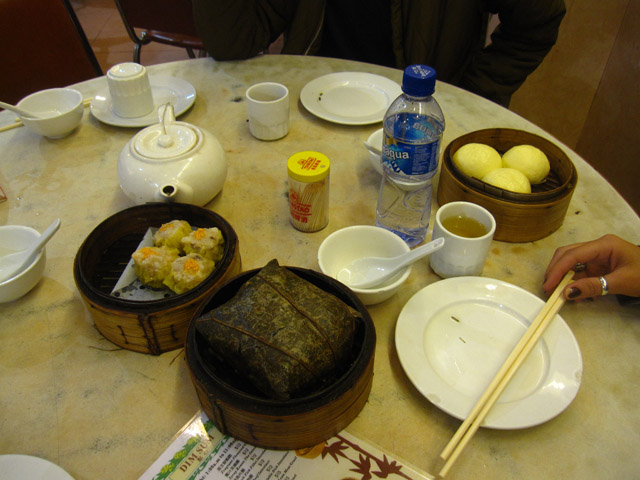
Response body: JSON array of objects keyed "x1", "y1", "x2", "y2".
[{"x1": 71, "y1": 0, "x2": 197, "y2": 72}]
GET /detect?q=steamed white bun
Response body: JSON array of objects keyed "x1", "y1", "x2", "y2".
[
  {"x1": 482, "y1": 168, "x2": 532, "y2": 194},
  {"x1": 502, "y1": 145, "x2": 550, "y2": 184},
  {"x1": 453, "y1": 143, "x2": 502, "y2": 179}
]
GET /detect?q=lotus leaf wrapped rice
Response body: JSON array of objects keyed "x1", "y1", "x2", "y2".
[
  {"x1": 153, "y1": 220, "x2": 192, "y2": 252},
  {"x1": 164, "y1": 253, "x2": 215, "y2": 294},
  {"x1": 195, "y1": 259, "x2": 360, "y2": 400},
  {"x1": 131, "y1": 246, "x2": 179, "y2": 288},
  {"x1": 181, "y1": 227, "x2": 224, "y2": 263}
]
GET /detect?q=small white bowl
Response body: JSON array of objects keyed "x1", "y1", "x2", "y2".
[
  {"x1": 0, "y1": 226, "x2": 46, "y2": 303},
  {"x1": 365, "y1": 128, "x2": 383, "y2": 175},
  {"x1": 17, "y1": 88, "x2": 84, "y2": 138},
  {"x1": 318, "y1": 225, "x2": 411, "y2": 305}
]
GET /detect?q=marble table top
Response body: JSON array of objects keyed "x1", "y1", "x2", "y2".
[{"x1": 0, "y1": 55, "x2": 639, "y2": 480}]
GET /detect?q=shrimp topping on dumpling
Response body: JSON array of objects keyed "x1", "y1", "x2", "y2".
[
  {"x1": 131, "y1": 246, "x2": 179, "y2": 288},
  {"x1": 153, "y1": 220, "x2": 192, "y2": 252},
  {"x1": 181, "y1": 227, "x2": 225, "y2": 263},
  {"x1": 163, "y1": 253, "x2": 215, "y2": 294}
]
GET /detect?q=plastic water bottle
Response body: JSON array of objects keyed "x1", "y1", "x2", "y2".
[{"x1": 375, "y1": 65, "x2": 445, "y2": 247}]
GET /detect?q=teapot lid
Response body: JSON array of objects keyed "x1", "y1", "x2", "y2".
[
  {"x1": 133, "y1": 123, "x2": 198, "y2": 159},
  {"x1": 133, "y1": 103, "x2": 199, "y2": 160}
]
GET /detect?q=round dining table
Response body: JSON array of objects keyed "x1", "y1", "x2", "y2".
[{"x1": 0, "y1": 55, "x2": 639, "y2": 480}]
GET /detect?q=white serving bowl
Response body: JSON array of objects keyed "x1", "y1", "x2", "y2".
[
  {"x1": 17, "y1": 88, "x2": 84, "y2": 138},
  {"x1": 0, "y1": 226, "x2": 46, "y2": 303},
  {"x1": 365, "y1": 128, "x2": 383, "y2": 175},
  {"x1": 318, "y1": 225, "x2": 411, "y2": 305}
]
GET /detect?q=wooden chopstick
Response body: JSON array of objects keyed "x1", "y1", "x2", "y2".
[
  {"x1": 0, "y1": 97, "x2": 93, "y2": 133},
  {"x1": 437, "y1": 270, "x2": 575, "y2": 478},
  {"x1": 0, "y1": 119, "x2": 22, "y2": 133}
]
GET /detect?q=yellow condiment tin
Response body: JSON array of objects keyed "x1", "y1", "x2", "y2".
[{"x1": 287, "y1": 151, "x2": 330, "y2": 232}]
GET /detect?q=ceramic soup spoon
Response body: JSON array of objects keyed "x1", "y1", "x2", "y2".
[
  {"x1": 0, "y1": 218, "x2": 60, "y2": 283},
  {"x1": 337, "y1": 237, "x2": 445, "y2": 289},
  {"x1": 0, "y1": 100, "x2": 42, "y2": 119}
]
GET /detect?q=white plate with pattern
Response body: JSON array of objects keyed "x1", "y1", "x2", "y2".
[
  {"x1": 300, "y1": 72, "x2": 401, "y2": 125},
  {"x1": 395, "y1": 276, "x2": 582, "y2": 429}
]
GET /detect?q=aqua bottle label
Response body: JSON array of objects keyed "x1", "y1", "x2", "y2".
[
  {"x1": 382, "y1": 113, "x2": 443, "y2": 176},
  {"x1": 382, "y1": 138, "x2": 440, "y2": 176}
]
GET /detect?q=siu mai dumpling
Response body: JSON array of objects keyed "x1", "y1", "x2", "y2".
[
  {"x1": 163, "y1": 253, "x2": 215, "y2": 294},
  {"x1": 153, "y1": 220, "x2": 192, "y2": 252},
  {"x1": 180, "y1": 227, "x2": 225, "y2": 263},
  {"x1": 131, "y1": 246, "x2": 179, "y2": 288}
]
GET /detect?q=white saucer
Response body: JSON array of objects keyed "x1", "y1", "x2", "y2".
[
  {"x1": 90, "y1": 74, "x2": 196, "y2": 127},
  {"x1": 300, "y1": 72, "x2": 401, "y2": 125},
  {"x1": 0, "y1": 455, "x2": 74, "y2": 480},
  {"x1": 395, "y1": 277, "x2": 582, "y2": 430}
]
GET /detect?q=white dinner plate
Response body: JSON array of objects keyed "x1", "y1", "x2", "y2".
[
  {"x1": 395, "y1": 277, "x2": 582, "y2": 429},
  {"x1": 90, "y1": 75, "x2": 196, "y2": 127},
  {"x1": 0, "y1": 455, "x2": 74, "y2": 480},
  {"x1": 300, "y1": 72, "x2": 401, "y2": 125}
]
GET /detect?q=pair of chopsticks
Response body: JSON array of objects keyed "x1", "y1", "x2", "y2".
[
  {"x1": 437, "y1": 269, "x2": 576, "y2": 478},
  {"x1": 0, "y1": 97, "x2": 93, "y2": 133}
]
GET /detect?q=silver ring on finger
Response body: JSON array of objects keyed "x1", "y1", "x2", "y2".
[{"x1": 599, "y1": 276, "x2": 609, "y2": 296}]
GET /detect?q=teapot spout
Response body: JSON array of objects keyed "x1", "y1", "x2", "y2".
[
  {"x1": 154, "y1": 183, "x2": 193, "y2": 203},
  {"x1": 155, "y1": 184, "x2": 178, "y2": 202}
]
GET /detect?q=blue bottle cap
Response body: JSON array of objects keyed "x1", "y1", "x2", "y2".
[{"x1": 401, "y1": 64, "x2": 437, "y2": 97}]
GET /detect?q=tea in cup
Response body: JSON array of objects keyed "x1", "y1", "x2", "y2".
[{"x1": 429, "y1": 201, "x2": 496, "y2": 278}]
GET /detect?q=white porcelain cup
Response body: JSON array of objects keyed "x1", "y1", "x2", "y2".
[
  {"x1": 107, "y1": 62, "x2": 154, "y2": 118},
  {"x1": 429, "y1": 201, "x2": 496, "y2": 278},
  {"x1": 245, "y1": 82, "x2": 289, "y2": 140}
]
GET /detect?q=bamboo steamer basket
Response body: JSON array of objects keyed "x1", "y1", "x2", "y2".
[
  {"x1": 437, "y1": 128, "x2": 577, "y2": 242},
  {"x1": 74, "y1": 203, "x2": 241, "y2": 355},
  {"x1": 185, "y1": 267, "x2": 376, "y2": 450}
]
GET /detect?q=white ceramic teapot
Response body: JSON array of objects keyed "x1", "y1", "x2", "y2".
[{"x1": 117, "y1": 104, "x2": 227, "y2": 206}]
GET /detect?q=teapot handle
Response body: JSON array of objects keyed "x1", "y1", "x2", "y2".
[{"x1": 158, "y1": 103, "x2": 176, "y2": 127}]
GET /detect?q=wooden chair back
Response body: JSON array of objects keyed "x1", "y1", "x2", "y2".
[
  {"x1": 0, "y1": 0, "x2": 102, "y2": 105},
  {"x1": 113, "y1": 0, "x2": 205, "y2": 63}
]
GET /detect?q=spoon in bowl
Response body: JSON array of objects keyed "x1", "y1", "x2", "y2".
[
  {"x1": 0, "y1": 218, "x2": 60, "y2": 283},
  {"x1": 363, "y1": 140, "x2": 381, "y2": 156},
  {"x1": 337, "y1": 237, "x2": 445, "y2": 289},
  {"x1": 0, "y1": 100, "x2": 42, "y2": 119}
]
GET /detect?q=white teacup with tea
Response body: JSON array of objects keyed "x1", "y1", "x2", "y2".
[{"x1": 430, "y1": 201, "x2": 496, "y2": 278}]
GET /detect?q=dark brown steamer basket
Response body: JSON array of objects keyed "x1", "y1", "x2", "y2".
[
  {"x1": 74, "y1": 203, "x2": 241, "y2": 355},
  {"x1": 185, "y1": 267, "x2": 376, "y2": 450},
  {"x1": 437, "y1": 128, "x2": 578, "y2": 242}
]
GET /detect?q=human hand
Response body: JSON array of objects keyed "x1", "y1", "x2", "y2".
[{"x1": 542, "y1": 234, "x2": 640, "y2": 301}]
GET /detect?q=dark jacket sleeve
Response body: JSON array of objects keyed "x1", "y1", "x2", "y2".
[
  {"x1": 458, "y1": 0, "x2": 566, "y2": 106},
  {"x1": 191, "y1": 0, "x2": 294, "y2": 60}
]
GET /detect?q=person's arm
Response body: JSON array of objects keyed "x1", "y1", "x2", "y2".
[
  {"x1": 542, "y1": 234, "x2": 640, "y2": 301},
  {"x1": 192, "y1": 0, "x2": 294, "y2": 60},
  {"x1": 458, "y1": 0, "x2": 566, "y2": 106}
]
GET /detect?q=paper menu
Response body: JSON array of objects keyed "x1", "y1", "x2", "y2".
[{"x1": 139, "y1": 411, "x2": 433, "y2": 480}]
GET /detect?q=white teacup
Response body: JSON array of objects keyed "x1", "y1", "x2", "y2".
[
  {"x1": 107, "y1": 62, "x2": 154, "y2": 118},
  {"x1": 245, "y1": 82, "x2": 289, "y2": 141},
  {"x1": 429, "y1": 201, "x2": 496, "y2": 278}
]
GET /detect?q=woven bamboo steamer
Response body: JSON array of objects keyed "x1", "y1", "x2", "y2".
[
  {"x1": 73, "y1": 203, "x2": 241, "y2": 355},
  {"x1": 185, "y1": 267, "x2": 376, "y2": 450},
  {"x1": 437, "y1": 128, "x2": 577, "y2": 242}
]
